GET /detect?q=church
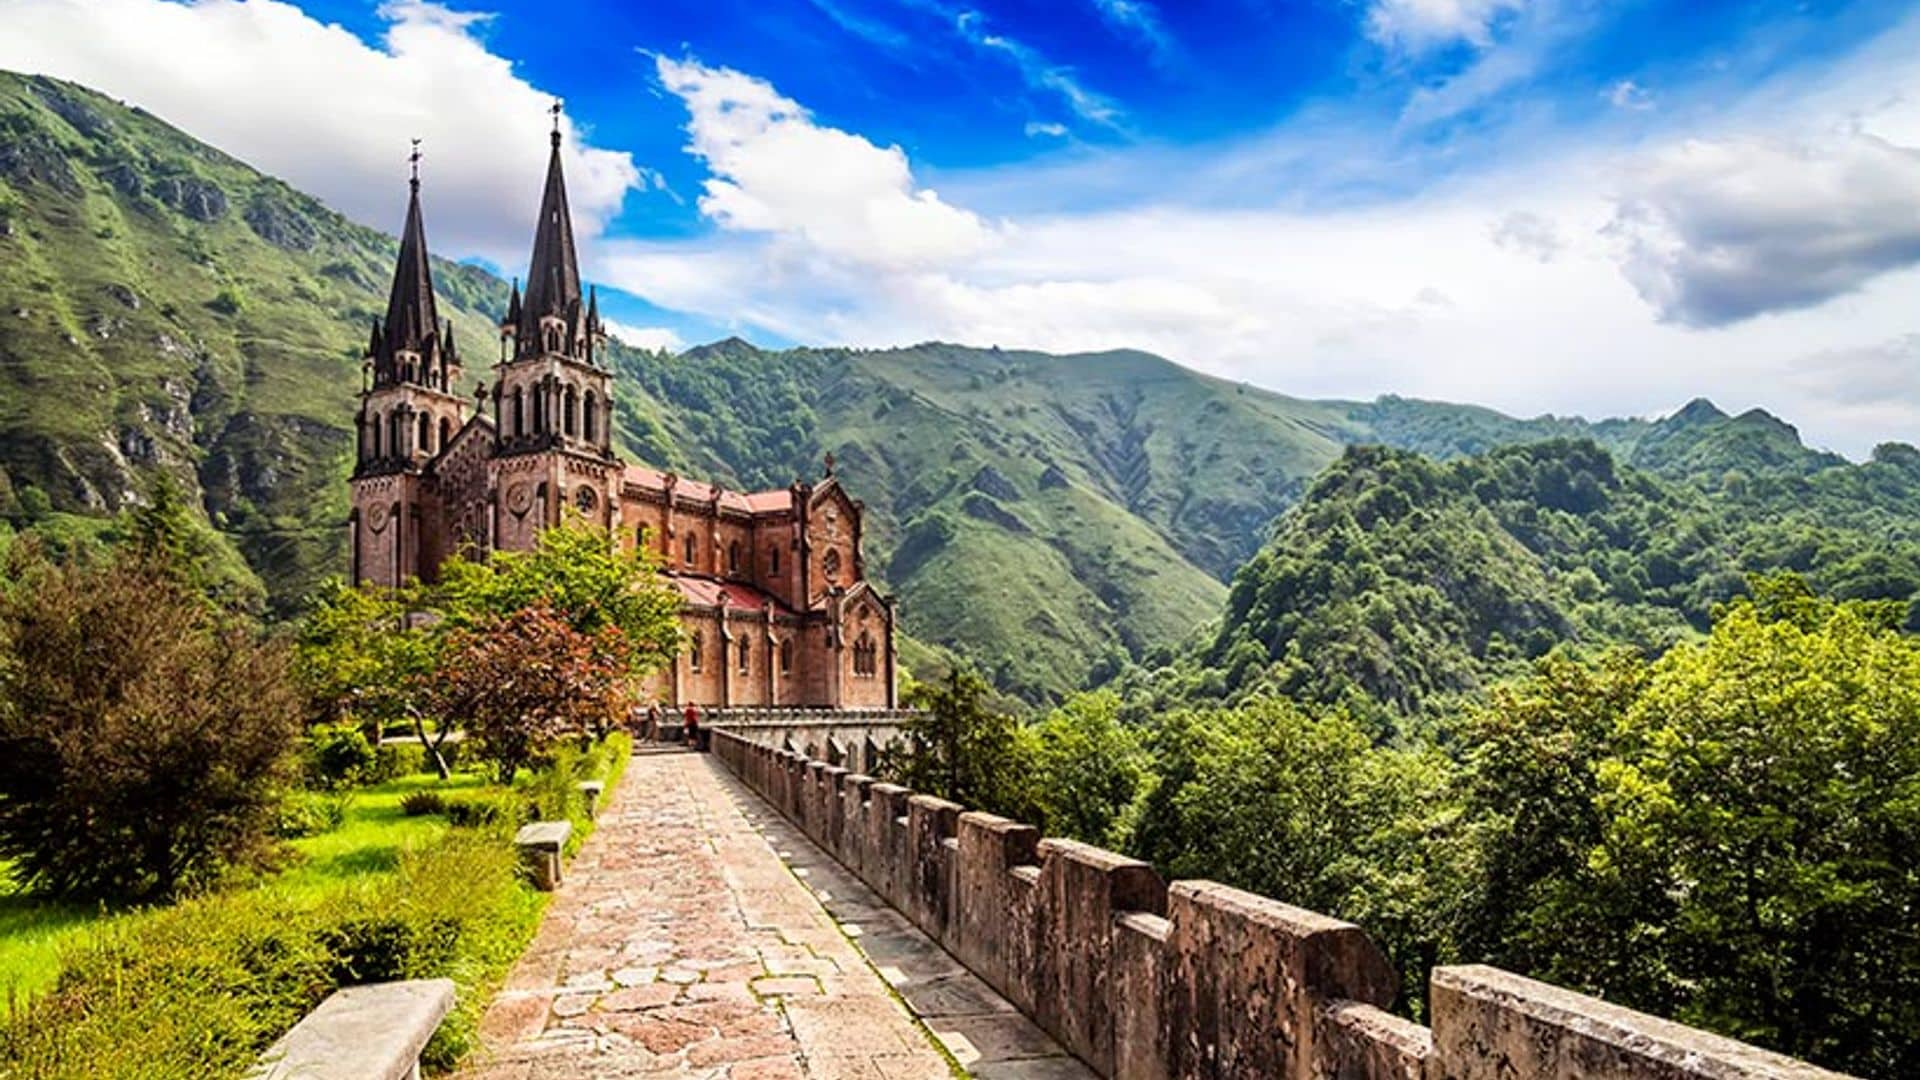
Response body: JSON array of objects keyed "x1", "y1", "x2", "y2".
[{"x1": 347, "y1": 121, "x2": 898, "y2": 711}]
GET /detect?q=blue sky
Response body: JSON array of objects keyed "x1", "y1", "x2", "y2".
[{"x1": 5, "y1": 0, "x2": 1920, "y2": 454}]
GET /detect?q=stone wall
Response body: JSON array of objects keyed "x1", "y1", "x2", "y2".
[
  {"x1": 709, "y1": 730, "x2": 1855, "y2": 1080},
  {"x1": 707, "y1": 709, "x2": 913, "y2": 775}
]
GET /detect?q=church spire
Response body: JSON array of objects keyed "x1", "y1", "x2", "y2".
[
  {"x1": 376, "y1": 139, "x2": 442, "y2": 382},
  {"x1": 518, "y1": 102, "x2": 582, "y2": 349}
]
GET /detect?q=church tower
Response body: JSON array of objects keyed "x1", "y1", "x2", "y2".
[
  {"x1": 349, "y1": 148, "x2": 468, "y2": 586},
  {"x1": 488, "y1": 109, "x2": 619, "y2": 551}
]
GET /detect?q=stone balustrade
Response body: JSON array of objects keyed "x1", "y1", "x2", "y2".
[
  {"x1": 709, "y1": 729, "x2": 1855, "y2": 1080},
  {"x1": 703, "y1": 706, "x2": 918, "y2": 773}
]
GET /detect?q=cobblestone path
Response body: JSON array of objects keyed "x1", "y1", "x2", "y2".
[{"x1": 457, "y1": 749, "x2": 961, "y2": 1079}]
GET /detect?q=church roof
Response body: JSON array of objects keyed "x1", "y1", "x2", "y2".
[
  {"x1": 622, "y1": 464, "x2": 794, "y2": 515},
  {"x1": 519, "y1": 129, "x2": 582, "y2": 341},
  {"x1": 670, "y1": 574, "x2": 795, "y2": 615},
  {"x1": 380, "y1": 175, "x2": 441, "y2": 367}
]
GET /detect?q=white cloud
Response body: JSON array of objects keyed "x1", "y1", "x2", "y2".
[
  {"x1": 652, "y1": 55, "x2": 995, "y2": 270},
  {"x1": 1608, "y1": 79, "x2": 1655, "y2": 110},
  {"x1": 1367, "y1": 0, "x2": 1525, "y2": 53},
  {"x1": 1610, "y1": 132, "x2": 1920, "y2": 327},
  {"x1": 953, "y1": 10, "x2": 1123, "y2": 130},
  {"x1": 1089, "y1": 0, "x2": 1179, "y2": 69},
  {"x1": 1490, "y1": 211, "x2": 1563, "y2": 262},
  {"x1": 1024, "y1": 121, "x2": 1069, "y2": 139},
  {"x1": 602, "y1": 320, "x2": 686, "y2": 353},
  {"x1": 0, "y1": 0, "x2": 643, "y2": 268}
]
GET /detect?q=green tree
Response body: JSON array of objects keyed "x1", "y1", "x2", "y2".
[
  {"x1": 1592, "y1": 590, "x2": 1920, "y2": 1073},
  {"x1": 1028, "y1": 691, "x2": 1147, "y2": 847},
  {"x1": 293, "y1": 579, "x2": 451, "y2": 775},
  {"x1": 0, "y1": 542, "x2": 299, "y2": 900},
  {"x1": 894, "y1": 668, "x2": 1039, "y2": 821},
  {"x1": 434, "y1": 519, "x2": 682, "y2": 693}
]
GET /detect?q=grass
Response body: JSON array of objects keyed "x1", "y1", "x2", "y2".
[
  {"x1": 0, "y1": 770, "x2": 491, "y2": 1009},
  {"x1": 0, "y1": 735, "x2": 630, "y2": 1076}
]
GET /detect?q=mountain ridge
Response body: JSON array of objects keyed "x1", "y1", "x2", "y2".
[{"x1": 4, "y1": 69, "x2": 1914, "y2": 702}]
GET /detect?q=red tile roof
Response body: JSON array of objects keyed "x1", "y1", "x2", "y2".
[
  {"x1": 623, "y1": 464, "x2": 792, "y2": 515},
  {"x1": 670, "y1": 574, "x2": 794, "y2": 614}
]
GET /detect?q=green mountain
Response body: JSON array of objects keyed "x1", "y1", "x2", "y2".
[
  {"x1": 1124, "y1": 435, "x2": 1920, "y2": 732},
  {"x1": 7, "y1": 70, "x2": 1919, "y2": 705}
]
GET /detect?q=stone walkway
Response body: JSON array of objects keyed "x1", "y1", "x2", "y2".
[{"x1": 458, "y1": 749, "x2": 969, "y2": 1079}]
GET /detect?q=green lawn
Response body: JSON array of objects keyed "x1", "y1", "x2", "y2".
[{"x1": 0, "y1": 770, "x2": 489, "y2": 1007}]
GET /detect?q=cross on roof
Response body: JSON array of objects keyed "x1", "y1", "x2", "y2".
[{"x1": 408, "y1": 138, "x2": 422, "y2": 185}]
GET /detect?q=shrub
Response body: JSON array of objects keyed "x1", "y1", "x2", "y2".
[
  {"x1": 305, "y1": 722, "x2": 376, "y2": 789},
  {"x1": 368, "y1": 742, "x2": 425, "y2": 783},
  {"x1": 443, "y1": 791, "x2": 529, "y2": 830},
  {"x1": 398, "y1": 789, "x2": 446, "y2": 817},
  {"x1": 0, "y1": 832, "x2": 541, "y2": 1077},
  {"x1": 275, "y1": 790, "x2": 353, "y2": 838},
  {"x1": 0, "y1": 545, "x2": 300, "y2": 900}
]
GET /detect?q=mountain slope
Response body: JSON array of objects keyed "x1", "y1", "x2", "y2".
[
  {"x1": 0, "y1": 72, "x2": 508, "y2": 606},
  {"x1": 8, "y1": 70, "x2": 1920, "y2": 705}
]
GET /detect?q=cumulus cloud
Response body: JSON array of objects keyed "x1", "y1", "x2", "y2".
[
  {"x1": 652, "y1": 55, "x2": 996, "y2": 270},
  {"x1": 602, "y1": 320, "x2": 686, "y2": 354},
  {"x1": 1367, "y1": 0, "x2": 1526, "y2": 53},
  {"x1": 1610, "y1": 132, "x2": 1920, "y2": 327},
  {"x1": 0, "y1": 0, "x2": 643, "y2": 267}
]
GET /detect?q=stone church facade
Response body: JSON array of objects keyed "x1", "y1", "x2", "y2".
[{"x1": 347, "y1": 126, "x2": 897, "y2": 710}]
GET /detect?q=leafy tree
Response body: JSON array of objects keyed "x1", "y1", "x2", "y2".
[
  {"x1": 1589, "y1": 590, "x2": 1920, "y2": 1074},
  {"x1": 0, "y1": 542, "x2": 299, "y2": 900},
  {"x1": 1027, "y1": 691, "x2": 1148, "y2": 847},
  {"x1": 429, "y1": 602, "x2": 621, "y2": 783},
  {"x1": 894, "y1": 668, "x2": 1039, "y2": 821},
  {"x1": 293, "y1": 579, "x2": 452, "y2": 775},
  {"x1": 434, "y1": 519, "x2": 682, "y2": 693}
]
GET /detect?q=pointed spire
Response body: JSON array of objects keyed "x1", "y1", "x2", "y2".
[
  {"x1": 505, "y1": 277, "x2": 522, "y2": 327},
  {"x1": 520, "y1": 105, "x2": 582, "y2": 346},
  {"x1": 380, "y1": 141, "x2": 441, "y2": 372}
]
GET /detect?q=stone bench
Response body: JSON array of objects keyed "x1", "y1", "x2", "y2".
[
  {"x1": 514, "y1": 820, "x2": 572, "y2": 891},
  {"x1": 577, "y1": 780, "x2": 605, "y2": 819},
  {"x1": 252, "y1": 978, "x2": 454, "y2": 1080}
]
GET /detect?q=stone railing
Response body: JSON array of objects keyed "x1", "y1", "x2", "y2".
[
  {"x1": 710, "y1": 731, "x2": 1853, "y2": 1080},
  {"x1": 702, "y1": 707, "x2": 917, "y2": 774}
]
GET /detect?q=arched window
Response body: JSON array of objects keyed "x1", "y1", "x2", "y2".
[
  {"x1": 512, "y1": 388, "x2": 524, "y2": 437},
  {"x1": 852, "y1": 632, "x2": 877, "y2": 677},
  {"x1": 564, "y1": 386, "x2": 578, "y2": 436},
  {"x1": 822, "y1": 548, "x2": 842, "y2": 584},
  {"x1": 727, "y1": 541, "x2": 740, "y2": 575},
  {"x1": 440, "y1": 417, "x2": 453, "y2": 450},
  {"x1": 689, "y1": 631, "x2": 703, "y2": 672},
  {"x1": 683, "y1": 532, "x2": 697, "y2": 567},
  {"x1": 366, "y1": 417, "x2": 378, "y2": 460},
  {"x1": 533, "y1": 387, "x2": 546, "y2": 433},
  {"x1": 769, "y1": 546, "x2": 780, "y2": 576},
  {"x1": 388, "y1": 410, "x2": 403, "y2": 457},
  {"x1": 737, "y1": 638, "x2": 750, "y2": 674},
  {"x1": 584, "y1": 391, "x2": 597, "y2": 442},
  {"x1": 779, "y1": 638, "x2": 793, "y2": 674},
  {"x1": 418, "y1": 412, "x2": 431, "y2": 454}
]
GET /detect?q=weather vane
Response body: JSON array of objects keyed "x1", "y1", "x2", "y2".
[
  {"x1": 408, "y1": 138, "x2": 422, "y2": 186},
  {"x1": 549, "y1": 99, "x2": 563, "y2": 133}
]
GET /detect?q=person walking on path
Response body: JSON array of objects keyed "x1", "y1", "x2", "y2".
[{"x1": 682, "y1": 701, "x2": 701, "y2": 748}]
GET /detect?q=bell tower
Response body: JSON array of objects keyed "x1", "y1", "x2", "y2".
[
  {"x1": 488, "y1": 105, "x2": 619, "y2": 552},
  {"x1": 349, "y1": 143, "x2": 468, "y2": 585}
]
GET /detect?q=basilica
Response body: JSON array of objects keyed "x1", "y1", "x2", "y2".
[{"x1": 348, "y1": 122, "x2": 898, "y2": 711}]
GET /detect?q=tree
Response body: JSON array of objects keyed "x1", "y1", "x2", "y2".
[
  {"x1": 894, "y1": 668, "x2": 1038, "y2": 821},
  {"x1": 293, "y1": 579, "x2": 451, "y2": 776},
  {"x1": 1028, "y1": 691, "x2": 1148, "y2": 847},
  {"x1": 428, "y1": 602, "x2": 622, "y2": 783},
  {"x1": 1592, "y1": 590, "x2": 1920, "y2": 1074},
  {"x1": 434, "y1": 519, "x2": 682, "y2": 688},
  {"x1": 0, "y1": 543, "x2": 299, "y2": 900}
]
